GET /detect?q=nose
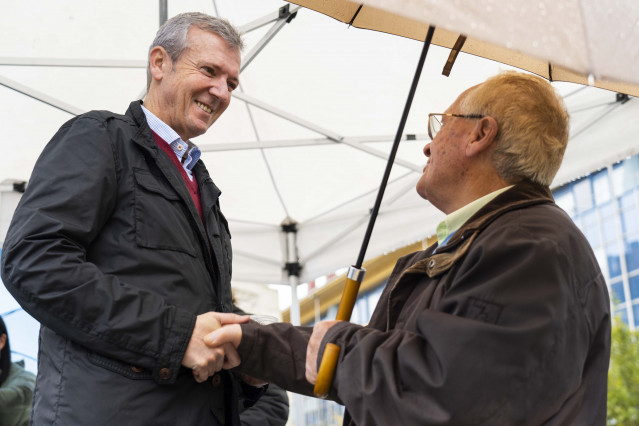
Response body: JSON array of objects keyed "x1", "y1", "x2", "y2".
[
  {"x1": 423, "y1": 142, "x2": 431, "y2": 157},
  {"x1": 209, "y1": 78, "x2": 231, "y2": 104}
]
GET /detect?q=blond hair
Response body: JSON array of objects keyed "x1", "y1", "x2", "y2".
[{"x1": 459, "y1": 71, "x2": 569, "y2": 186}]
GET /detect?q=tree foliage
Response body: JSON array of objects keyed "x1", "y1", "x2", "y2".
[{"x1": 608, "y1": 317, "x2": 639, "y2": 425}]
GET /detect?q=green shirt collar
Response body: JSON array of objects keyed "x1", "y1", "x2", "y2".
[{"x1": 436, "y1": 185, "x2": 514, "y2": 245}]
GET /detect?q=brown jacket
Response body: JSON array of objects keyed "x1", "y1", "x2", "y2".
[{"x1": 237, "y1": 181, "x2": 611, "y2": 425}]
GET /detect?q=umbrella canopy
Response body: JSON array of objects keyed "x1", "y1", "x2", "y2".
[{"x1": 289, "y1": 0, "x2": 639, "y2": 97}]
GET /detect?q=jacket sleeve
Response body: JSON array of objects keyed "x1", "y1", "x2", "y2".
[
  {"x1": 0, "y1": 364, "x2": 36, "y2": 424},
  {"x1": 320, "y1": 225, "x2": 609, "y2": 425},
  {"x1": 0, "y1": 116, "x2": 195, "y2": 383},
  {"x1": 237, "y1": 321, "x2": 315, "y2": 397}
]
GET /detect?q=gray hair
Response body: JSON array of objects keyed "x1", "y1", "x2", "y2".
[
  {"x1": 146, "y1": 12, "x2": 244, "y2": 89},
  {"x1": 459, "y1": 71, "x2": 570, "y2": 186}
]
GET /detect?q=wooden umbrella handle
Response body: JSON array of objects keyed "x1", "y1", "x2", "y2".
[{"x1": 313, "y1": 267, "x2": 365, "y2": 398}]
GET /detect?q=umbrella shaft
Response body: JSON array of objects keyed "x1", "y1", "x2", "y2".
[{"x1": 355, "y1": 25, "x2": 436, "y2": 268}]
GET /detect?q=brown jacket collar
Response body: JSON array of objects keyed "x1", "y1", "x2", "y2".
[{"x1": 407, "y1": 180, "x2": 554, "y2": 277}]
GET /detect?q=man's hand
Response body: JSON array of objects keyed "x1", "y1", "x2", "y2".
[
  {"x1": 205, "y1": 323, "x2": 267, "y2": 386},
  {"x1": 305, "y1": 320, "x2": 341, "y2": 384},
  {"x1": 204, "y1": 323, "x2": 243, "y2": 368},
  {"x1": 182, "y1": 312, "x2": 249, "y2": 383}
]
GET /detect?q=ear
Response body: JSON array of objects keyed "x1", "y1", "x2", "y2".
[
  {"x1": 466, "y1": 116, "x2": 498, "y2": 157},
  {"x1": 148, "y1": 46, "x2": 171, "y2": 83},
  {"x1": 0, "y1": 333, "x2": 6, "y2": 351}
]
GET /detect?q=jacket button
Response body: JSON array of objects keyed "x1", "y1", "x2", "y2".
[
  {"x1": 159, "y1": 368, "x2": 172, "y2": 380},
  {"x1": 211, "y1": 374, "x2": 222, "y2": 387},
  {"x1": 130, "y1": 365, "x2": 144, "y2": 373},
  {"x1": 428, "y1": 259, "x2": 435, "y2": 268}
]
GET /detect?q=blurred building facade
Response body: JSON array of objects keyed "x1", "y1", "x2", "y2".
[{"x1": 553, "y1": 154, "x2": 639, "y2": 328}]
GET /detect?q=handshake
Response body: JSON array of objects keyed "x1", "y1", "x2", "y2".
[
  {"x1": 180, "y1": 312, "x2": 340, "y2": 386},
  {"x1": 181, "y1": 312, "x2": 252, "y2": 383}
]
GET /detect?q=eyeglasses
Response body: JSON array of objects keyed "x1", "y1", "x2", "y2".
[{"x1": 428, "y1": 113, "x2": 484, "y2": 140}]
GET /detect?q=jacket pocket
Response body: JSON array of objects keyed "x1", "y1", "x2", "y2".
[
  {"x1": 133, "y1": 168, "x2": 198, "y2": 256},
  {"x1": 465, "y1": 297, "x2": 503, "y2": 324},
  {"x1": 87, "y1": 351, "x2": 154, "y2": 381}
]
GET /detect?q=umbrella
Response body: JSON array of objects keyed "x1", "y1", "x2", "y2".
[
  {"x1": 283, "y1": 0, "x2": 639, "y2": 398},
  {"x1": 288, "y1": 0, "x2": 639, "y2": 97}
]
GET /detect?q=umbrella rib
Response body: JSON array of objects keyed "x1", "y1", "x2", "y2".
[{"x1": 348, "y1": 5, "x2": 363, "y2": 27}]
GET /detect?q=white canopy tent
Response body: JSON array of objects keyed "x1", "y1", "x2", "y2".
[{"x1": 1, "y1": 0, "x2": 638, "y2": 367}]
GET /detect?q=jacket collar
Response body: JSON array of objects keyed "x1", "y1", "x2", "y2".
[
  {"x1": 127, "y1": 100, "x2": 156, "y2": 148},
  {"x1": 407, "y1": 180, "x2": 554, "y2": 277}
]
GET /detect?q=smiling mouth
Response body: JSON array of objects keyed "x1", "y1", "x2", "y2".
[{"x1": 195, "y1": 101, "x2": 213, "y2": 114}]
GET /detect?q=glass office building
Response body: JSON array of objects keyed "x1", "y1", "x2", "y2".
[{"x1": 553, "y1": 154, "x2": 639, "y2": 329}]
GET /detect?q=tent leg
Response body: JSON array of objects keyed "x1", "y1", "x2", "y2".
[{"x1": 289, "y1": 275, "x2": 300, "y2": 326}]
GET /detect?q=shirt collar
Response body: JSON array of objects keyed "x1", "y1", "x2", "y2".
[
  {"x1": 140, "y1": 105, "x2": 201, "y2": 172},
  {"x1": 436, "y1": 185, "x2": 514, "y2": 245}
]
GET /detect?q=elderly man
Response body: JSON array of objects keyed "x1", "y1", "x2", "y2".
[
  {"x1": 1, "y1": 13, "x2": 254, "y2": 425},
  {"x1": 208, "y1": 71, "x2": 611, "y2": 425}
]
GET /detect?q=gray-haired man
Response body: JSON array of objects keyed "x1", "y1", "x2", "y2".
[{"x1": 2, "y1": 12, "x2": 256, "y2": 425}]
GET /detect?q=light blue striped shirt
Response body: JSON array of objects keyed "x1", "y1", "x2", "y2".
[{"x1": 141, "y1": 105, "x2": 202, "y2": 181}]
